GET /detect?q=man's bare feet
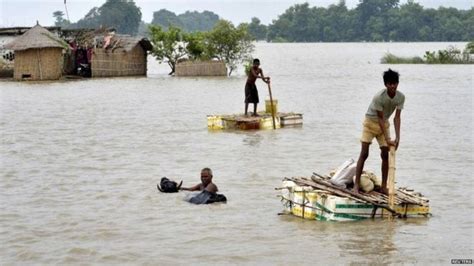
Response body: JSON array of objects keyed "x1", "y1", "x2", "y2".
[{"x1": 353, "y1": 186, "x2": 360, "y2": 194}]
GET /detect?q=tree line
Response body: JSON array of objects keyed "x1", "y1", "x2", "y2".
[
  {"x1": 52, "y1": 0, "x2": 472, "y2": 41},
  {"x1": 263, "y1": 0, "x2": 473, "y2": 42}
]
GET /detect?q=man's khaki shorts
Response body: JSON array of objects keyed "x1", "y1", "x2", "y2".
[{"x1": 360, "y1": 118, "x2": 390, "y2": 147}]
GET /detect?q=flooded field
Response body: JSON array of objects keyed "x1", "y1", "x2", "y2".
[{"x1": 1, "y1": 42, "x2": 472, "y2": 264}]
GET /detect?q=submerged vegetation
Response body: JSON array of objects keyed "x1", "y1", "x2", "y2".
[
  {"x1": 149, "y1": 20, "x2": 253, "y2": 76},
  {"x1": 381, "y1": 42, "x2": 474, "y2": 64}
]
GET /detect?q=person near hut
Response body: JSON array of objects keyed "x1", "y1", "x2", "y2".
[
  {"x1": 245, "y1": 58, "x2": 270, "y2": 116},
  {"x1": 354, "y1": 69, "x2": 405, "y2": 195},
  {"x1": 180, "y1": 167, "x2": 218, "y2": 193}
]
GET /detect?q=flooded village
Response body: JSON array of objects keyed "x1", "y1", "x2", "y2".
[{"x1": 1, "y1": 0, "x2": 473, "y2": 265}]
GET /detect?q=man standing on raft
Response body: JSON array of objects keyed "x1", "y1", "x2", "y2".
[
  {"x1": 245, "y1": 58, "x2": 270, "y2": 116},
  {"x1": 354, "y1": 69, "x2": 405, "y2": 195}
]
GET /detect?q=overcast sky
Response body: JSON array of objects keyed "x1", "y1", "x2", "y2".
[{"x1": 0, "y1": 0, "x2": 472, "y2": 27}]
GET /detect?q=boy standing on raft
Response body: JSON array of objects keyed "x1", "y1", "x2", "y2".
[
  {"x1": 354, "y1": 69, "x2": 405, "y2": 195},
  {"x1": 245, "y1": 58, "x2": 270, "y2": 116}
]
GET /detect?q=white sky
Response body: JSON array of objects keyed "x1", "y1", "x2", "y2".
[{"x1": 0, "y1": 0, "x2": 472, "y2": 27}]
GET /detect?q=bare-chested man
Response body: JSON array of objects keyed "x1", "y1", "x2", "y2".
[
  {"x1": 245, "y1": 58, "x2": 270, "y2": 116},
  {"x1": 180, "y1": 168, "x2": 218, "y2": 193}
]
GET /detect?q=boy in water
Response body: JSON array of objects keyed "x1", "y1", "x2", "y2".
[
  {"x1": 354, "y1": 69, "x2": 405, "y2": 195},
  {"x1": 245, "y1": 58, "x2": 270, "y2": 116}
]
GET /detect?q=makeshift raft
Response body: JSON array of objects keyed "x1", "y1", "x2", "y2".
[
  {"x1": 207, "y1": 112, "x2": 303, "y2": 130},
  {"x1": 208, "y1": 99, "x2": 303, "y2": 130},
  {"x1": 279, "y1": 174, "x2": 430, "y2": 221}
]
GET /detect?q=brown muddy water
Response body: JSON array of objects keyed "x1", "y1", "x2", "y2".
[{"x1": 1, "y1": 43, "x2": 472, "y2": 264}]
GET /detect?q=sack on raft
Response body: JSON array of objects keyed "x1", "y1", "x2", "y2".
[
  {"x1": 330, "y1": 159, "x2": 356, "y2": 188},
  {"x1": 353, "y1": 171, "x2": 382, "y2": 192}
]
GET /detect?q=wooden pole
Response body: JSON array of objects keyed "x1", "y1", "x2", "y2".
[
  {"x1": 267, "y1": 82, "x2": 276, "y2": 130},
  {"x1": 387, "y1": 145, "x2": 396, "y2": 220},
  {"x1": 37, "y1": 49, "x2": 43, "y2": 80}
]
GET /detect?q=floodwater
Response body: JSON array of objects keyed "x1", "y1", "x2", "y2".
[{"x1": 1, "y1": 43, "x2": 472, "y2": 264}]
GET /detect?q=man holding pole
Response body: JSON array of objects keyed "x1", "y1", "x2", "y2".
[
  {"x1": 245, "y1": 58, "x2": 270, "y2": 116},
  {"x1": 354, "y1": 69, "x2": 405, "y2": 195}
]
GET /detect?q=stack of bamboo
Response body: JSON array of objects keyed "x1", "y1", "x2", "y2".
[{"x1": 286, "y1": 174, "x2": 429, "y2": 215}]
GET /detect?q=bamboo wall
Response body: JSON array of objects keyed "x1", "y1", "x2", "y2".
[
  {"x1": 175, "y1": 60, "x2": 227, "y2": 76},
  {"x1": 91, "y1": 45, "x2": 147, "y2": 77},
  {"x1": 13, "y1": 48, "x2": 63, "y2": 80}
]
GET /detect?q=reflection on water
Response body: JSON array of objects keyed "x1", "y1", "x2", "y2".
[
  {"x1": 0, "y1": 42, "x2": 472, "y2": 264},
  {"x1": 242, "y1": 132, "x2": 264, "y2": 146}
]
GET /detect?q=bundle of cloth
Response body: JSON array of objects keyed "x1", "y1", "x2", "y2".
[
  {"x1": 330, "y1": 159, "x2": 381, "y2": 193},
  {"x1": 184, "y1": 191, "x2": 227, "y2": 205}
]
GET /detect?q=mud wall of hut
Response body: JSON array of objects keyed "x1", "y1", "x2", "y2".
[
  {"x1": 175, "y1": 60, "x2": 227, "y2": 76},
  {"x1": 13, "y1": 48, "x2": 63, "y2": 80},
  {"x1": 91, "y1": 45, "x2": 147, "y2": 77}
]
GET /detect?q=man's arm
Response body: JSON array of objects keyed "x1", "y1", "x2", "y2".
[
  {"x1": 377, "y1": 111, "x2": 394, "y2": 146},
  {"x1": 393, "y1": 109, "x2": 401, "y2": 150},
  {"x1": 260, "y1": 68, "x2": 270, "y2": 83},
  {"x1": 180, "y1": 183, "x2": 200, "y2": 191}
]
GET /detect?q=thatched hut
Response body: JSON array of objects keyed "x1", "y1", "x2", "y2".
[
  {"x1": 4, "y1": 24, "x2": 65, "y2": 80},
  {"x1": 91, "y1": 36, "x2": 152, "y2": 78}
]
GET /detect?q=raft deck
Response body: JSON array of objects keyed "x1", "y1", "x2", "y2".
[
  {"x1": 279, "y1": 174, "x2": 430, "y2": 221},
  {"x1": 207, "y1": 112, "x2": 303, "y2": 130}
]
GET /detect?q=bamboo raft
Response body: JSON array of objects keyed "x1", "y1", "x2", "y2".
[{"x1": 279, "y1": 173, "x2": 430, "y2": 221}]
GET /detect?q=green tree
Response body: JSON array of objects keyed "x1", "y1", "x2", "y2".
[
  {"x1": 149, "y1": 25, "x2": 188, "y2": 75},
  {"x1": 151, "y1": 9, "x2": 220, "y2": 32},
  {"x1": 74, "y1": 7, "x2": 101, "y2": 29},
  {"x1": 98, "y1": 0, "x2": 142, "y2": 35},
  {"x1": 179, "y1": 11, "x2": 220, "y2": 32},
  {"x1": 185, "y1": 31, "x2": 210, "y2": 60},
  {"x1": 248, "y1": 17, "x2": 267, "y2": 40},
  {"x1": 151, "y1": 9, "x2": 182, "y2": 29},
  {"x1": 71, "y1": 0, "x2": 141, "y2": 34},
  {"x1": 206, "y1": 20, "x2": 254, "y2": 76},
  {"x1": 53, "y1": 11, "x2": 70, "y2": 27}
]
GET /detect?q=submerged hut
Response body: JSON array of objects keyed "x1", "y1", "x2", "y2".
[
  {"x1": 91, "y1": 35, "x2": 152, "y2": 78},
  {"x1": 175, "y1": 60, "x2": 227, "y2": 76},
  {"x1": 4, "y1": 24, "x2": 65, "y2": 80}
]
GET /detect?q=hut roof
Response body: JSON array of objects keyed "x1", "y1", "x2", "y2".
[
  {"x1": 113, "y1": 35, "x2": 152, "y2": 52},
  {"x1": 4, "y1": 24, "x2": 64, "y2": 51}
]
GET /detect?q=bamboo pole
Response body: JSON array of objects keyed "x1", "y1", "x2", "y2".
[
  {"x1": 267, "y1": 82, "x2": 277, "y2": 130},
  {"x1": 37, "y1": 49, "x2": 43, "y2": 80},
  {"x1": 387, "y1": 146, "x2": 396, "y2": 220},
  {"x1": 299, "y1": 177, "x2": 399, "y2": 215}
]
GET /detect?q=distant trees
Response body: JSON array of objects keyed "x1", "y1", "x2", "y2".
[
  {"x1": 53, "y1": 0, "x2": 471, "y2": 41},
  {"x1": 247, "y1": 17, "x2": 268, "y2": 40},
  {"x1": 265, "y1": 0, "x2": 472, "y2": 42},
  {"x1": 149, "y1": 20, "x2": 254, "y2": 76},
  {"x1": 68, "y1": 0, "x2": 142, "y2": 35},
  {"x1": 52, "y1": 11, "x2": 70, "y2": 27},
  {"x1": 151, "y1": 9, "x2": 220, "y2": 32}
]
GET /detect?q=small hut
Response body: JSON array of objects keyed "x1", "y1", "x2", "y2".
[
  {"x1": 4, "y1": 24, "x2": 65, "y2": 80},
  {"x1": 175, "y1": 60, "x2": 227, "y2": 76},
  {"x1": 91, "y1": 35, "x2": 152, "y2": 78}
]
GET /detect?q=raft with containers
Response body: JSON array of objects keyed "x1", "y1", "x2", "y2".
[
  {"x1": 278, "y1": 173, "x2": 430, "y2": 222},
  {"x1": 207, "y1": 99, "x2": 303, "y2": 130}
]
